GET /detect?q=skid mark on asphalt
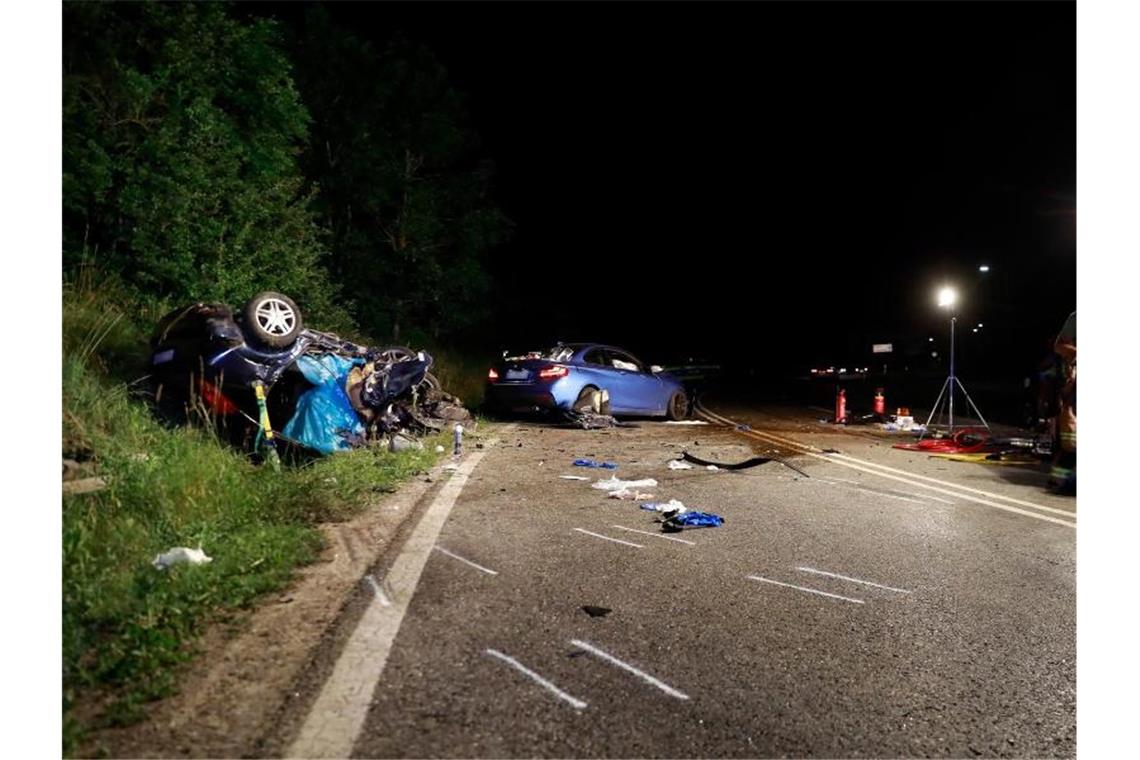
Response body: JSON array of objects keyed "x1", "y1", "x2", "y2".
[
  {"x1": 433, "y1": 546, "x2": 499, "y2": 575},
  {"x1": 795, "y1": 566, "x2": 912, "y2": 594},
  {"x1": 746, "y1": 574, "x2": 866, "y2": 604},
  {"x1": 569, "y1": 639, "x2": 691, "y2": 700},
  {"x1": 610, "y1": 524, "x2": 696, "y2": 545},
  {"x1": 484, "y1": 649, "x2": 588, "y2": 710},
  {"x1": 573, "y1": 527, "x2": 644, "y2": 548}
]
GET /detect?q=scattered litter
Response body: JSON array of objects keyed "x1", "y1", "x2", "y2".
[
  {"x1": 641, "y1": 499, "x2": 687, "y2": 513},
  {"x1": 153, "y1": 546, "x2": 212, "y2": 570},
  {"x1": 662, "y1": 511, "x2": 724, "y2": 531},
  {"x1": 574, "y1": 459, "x2": 618, "y2": 469},
  {"x1": 591, "y1": 476, "x2": 659, "y2": 492},
  {"x1": 821, "y1": 448, "x2": 841, "y2": 454},
  {"x1": 563, "y1": 409, "x2": 620, "y2": 429},
  {"x1": 435, "y1": 444, "x2": 445, "y2": 453},
  {"x1": 389, "y1": 433, "x2": 424, "y2": 452},
  {"x1": 929, "y1": 451, "x2": 1039, "y2": 465},
  {"x1": 682, "y1": 450, "x2": 809, "y2": 478},
  {"x1": 609, "y1": 489, "x2": 656, "y2": 500},
  {"x1": 736, "y1": 423, "x2": 752, "y2": 431},
  {"x1": 453, "y1": 423, "x2": 464, "y2": 455},
  {"x1": 668, "y1": 459, "x2": 694, "y2": 470},
  {"x1": 664, "y1": 420, "x2": 709, "y2": 426},
  {"x1": 560, "y1": 475, "x2": 590, "y2": 481},
  {"x1": 442, "y1": 463, "x2": 460, "y2": 472},
  {"x1": 581, "y1": 605, "x2": 612, "y2": 618},
  {"x1": 62, "y1": 477, "x2": 108, "y2": 496},
  {"x1": 706, "y1": 465, "x2": 720, "y2": 471}
]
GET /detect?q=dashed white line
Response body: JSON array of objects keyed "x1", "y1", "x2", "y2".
[
  {"x1": 573, "y1": 528, "x2": 643, "y2": 548},
  {"x1": 746, "y1": 574, "x2": 865, "y2": 604},
  {"x1": 569, "y1": 639, "x2": 690, "y2": 700},
  {"x1": 796, "y1": 566, "x2": 912, "y2": 594},
  {"x1": 484, "y1": 649, "x2": 588, "y2": 709},
  {"x1": 364, "y1": 575, "x2": 392, "y2": 606},
  {"x1": 610, "y1": 525, "x2": 696, "y2": 545},
  {"x1": 433, "y1": 546, "x2": 499, "y2": 575}
]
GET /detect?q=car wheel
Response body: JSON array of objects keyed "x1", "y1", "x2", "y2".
[
  {"x1": 376, "y1": 345, "x2": 417, "y2": 363},
  {"x1": 667, "y1": 390, "x2": 689, "y2": 420},
  {"x1": 575, "y1": 386, "x2": 611, "y2": 415},
  {"x1": 243, "y1": 291, "x2": 303, "y2": 348}
]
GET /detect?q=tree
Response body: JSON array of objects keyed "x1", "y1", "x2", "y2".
[
  {"x1": 290, "y1": 9, "x2": 511, "y2": 342},
  {"x1": 63, "y1": 2, "x2": 345, "y2": 323}
]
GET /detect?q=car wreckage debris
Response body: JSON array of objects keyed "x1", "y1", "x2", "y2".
[{"x1": 680, "y1": 450, "x2": 810, "y2": 478}]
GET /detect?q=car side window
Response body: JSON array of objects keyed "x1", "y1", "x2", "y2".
[
  {"x1": 582, "y1": 349, "x2": 608, "y2": 366},
  {"x1": 609, "y1": 351, "x2": 643, "y2": 372}
]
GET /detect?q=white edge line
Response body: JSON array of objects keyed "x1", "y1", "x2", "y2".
[
  {"x1": 434, "y1": 546, "x2": 499, "y2": 575},
  {"x1": 696, "y1": 405, "x2": 1075, "y2": 528},
  {"x1": 569, "y1": 639, "x2": 690, "y2": 700},
  {"x1": 746, "y1": 574, "x2": 865, "y2": 604},
  {"x1": 703, "y1": 404, "x2": 1073, "y2": 518},
  {"x1": 574, "y1": 528, "x2": 644, "y2": 548},
  {"x1": 610, "y1": 525, "x2": 696, "y2": 545},
  {"x1": 485, "y1": 649, "x2": 587, "y2": 709},
  {"x1": 796, "y1": 566, "x2": 912, "y2": 594},
  {"x1": 365, "y1": 574, "x2": 392, "y2": 606}
]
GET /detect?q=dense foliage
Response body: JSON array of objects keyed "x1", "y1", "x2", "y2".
[{"x1": 63, "y1": 1, "x2": 508, "y2": 341}]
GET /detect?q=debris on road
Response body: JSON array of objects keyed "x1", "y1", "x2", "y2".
[
  {"x1": 667, "y1": 459, "x2": 694, "y2": 470},
  {"x1": 153, "y1": 546, "x2": 213, "y2": 570},
  {"x1": 682, "y1": 450, "x2": 810, "y2": 478},
  {"x1": 662, "y1": 511, "x2": 724, "y2": 531},
  {"x1": 559, "y1": 475, "x2": 590, "y2": 481},
  {"x1": 573, "y1": 459, "x2": 618, "y2": 469},
  {"x1": 608, "y1": 489, "x2": 656, "y2": 500},
  {"x1": 581, "y1": 605, "x2": 612, "y2": 618},
  {"x1": 640, "y1": 499, "x2": 687, "y2": 513},
  {"x1": 591, "y1": 476, "x2": 658, "y2": 492},
  {"x1": 893, "y1": 428, "x2": 990, "y2": 453},
  {"x1": 664, "y1": 420, "x2": 708, "y2": 426}
]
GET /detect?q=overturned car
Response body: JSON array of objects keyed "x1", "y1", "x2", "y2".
[{"x1": 149, "y1": 291, "x2": 470, "y2": 458}]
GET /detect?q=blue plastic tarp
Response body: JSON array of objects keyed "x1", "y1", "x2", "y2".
[{"x1": 282, "y1": 354, "x2": 366, "y2": 454}]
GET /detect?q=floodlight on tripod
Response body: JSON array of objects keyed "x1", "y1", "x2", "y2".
[{"x1": 921, "y1": 285, "x2": 990, "y2": 438}]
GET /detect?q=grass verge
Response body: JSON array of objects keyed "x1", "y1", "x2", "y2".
[{"x1": 62, "y1": 288, "x2": 444, "y2": 755}]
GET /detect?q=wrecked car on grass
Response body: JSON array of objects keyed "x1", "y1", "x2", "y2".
[
  {"x1": 485, "y1": 342, "x2": 690, "y2": 421},
  {"x1": 149, "y1": 291, "x2": 469, "y2": 458}
]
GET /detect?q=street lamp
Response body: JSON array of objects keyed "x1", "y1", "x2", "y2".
[{"x1": 921, "y1": 284, "x2": 990, "y2": 437}]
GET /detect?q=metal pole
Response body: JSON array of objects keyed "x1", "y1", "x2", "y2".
[{"x1": 948, "y1": 315, "x2": 956, "y2": 432}]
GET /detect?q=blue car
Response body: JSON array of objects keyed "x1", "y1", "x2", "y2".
[{"x1": 485, "y1": 343, "x2": 690, "y2": 419}]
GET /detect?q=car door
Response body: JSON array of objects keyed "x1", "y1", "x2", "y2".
[{"x1": 605, "y1": 349, "x2": 665, "y2": 413}]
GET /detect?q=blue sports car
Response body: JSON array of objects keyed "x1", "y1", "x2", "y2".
[{"x1": 485, "y1": 343, "x2": 690, "y2": 419}]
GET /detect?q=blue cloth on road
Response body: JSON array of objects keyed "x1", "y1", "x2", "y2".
[
  {"x1": 665, "y1": 511, "x2": 724, "y2": 528},
  {"x1": 573, "y1": 459, "x2": 617, "y2": 469}
]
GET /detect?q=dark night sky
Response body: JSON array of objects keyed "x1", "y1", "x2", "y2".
[{"x1": 266, "y1": 1, "x2": 1076, "y2": 375}]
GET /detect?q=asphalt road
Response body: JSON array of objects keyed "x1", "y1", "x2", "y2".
[{"x1": 275, "y1": 401, "x2": 1075, "y2": 758}]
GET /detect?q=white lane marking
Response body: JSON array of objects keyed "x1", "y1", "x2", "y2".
[
  {"x1": 825, "y1": 476, "x2": 949, "y2": 503},
  {"x1": 287, "y1": 451, "x2": 488, "y2": 759},
  {"x1": 433, "y1": 546, "x2": 499, "y2": 575},
  {"x1": 713, "y1": 408, "x2": 1073, "y2": 519},
  {"x1": 814, "y1": 476, "x2": 926, "y2": 504},
  {"x1": 573, "y1": 528, "x2": 643, "y2": 548},
  {"x1": 365, "y1": 574, "x2": 392, "y2": 606},
  {"x1": 569, "y1": 639, "x2": 690, "y2": 700},
  {"x1": 484, "y1": 649, "x2": 588, "y2": 710},
  {"x1": 746, "y1": 574, "x2": 865, "y2": 604},
  {"x1": 696, "y1": 405, "x2": 1075, "y2": 528},
  {"x1": 610, "y1": 524, "x2": 696, "y2": 545},
  {"x1": 795, "y1": 566, "x2": 912, "y2": 594}
]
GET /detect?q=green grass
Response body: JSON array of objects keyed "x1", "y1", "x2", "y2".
[{"x1": 61, "y1": 286, "x2": 446, "y2": 754}]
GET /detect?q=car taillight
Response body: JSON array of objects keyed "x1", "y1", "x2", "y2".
[
  {"x1": 488, "y1": 368, "x2": 499, "y2": 382},
  {"x1": 538, "y1": 365, "x2": 570, "y2": 380}
]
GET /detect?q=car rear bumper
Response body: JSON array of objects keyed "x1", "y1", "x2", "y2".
[{"x1": 485, "y1": 384, "x2": 561, "y2": 413}]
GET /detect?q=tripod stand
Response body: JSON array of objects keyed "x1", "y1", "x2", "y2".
[{"x1": 920, "y1": 316, "x2": 990, "y2": 438}]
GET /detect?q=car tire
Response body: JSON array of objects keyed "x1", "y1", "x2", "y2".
[
  {"x1": 575, "y1": 386, "x2": 611, "y2": 415},
  {"x1": 376, "y1": 345, "x2": 417, "y2": 363},
  {"x1": 243, "y1": 291, "x2": 303, "y2": 349},
  {"x1": 667, "y1": 390, "x2": 689, "y2": 420}
]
